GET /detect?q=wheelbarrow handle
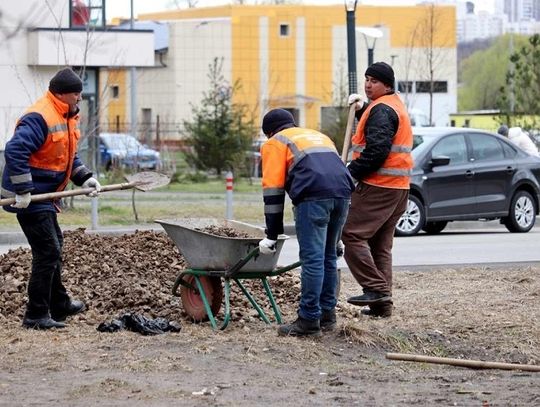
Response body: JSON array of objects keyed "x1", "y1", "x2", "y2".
[{"x1": 224, "y1": 247, "x2": 261, "y2": 278}]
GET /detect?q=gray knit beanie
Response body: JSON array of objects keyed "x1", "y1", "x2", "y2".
[{"x1": 49, "y1": 68, "x2": 83, "y2": 94}]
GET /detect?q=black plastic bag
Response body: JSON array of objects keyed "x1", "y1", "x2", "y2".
[{"x1": 97, "y1": 312, "x2": 181, "y2": 335}]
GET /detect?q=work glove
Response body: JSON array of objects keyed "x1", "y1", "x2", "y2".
[
  {"x1": 348, "y1": 94, "x2": 365, "y2": 110},
  {"x1": 11, "y1": 192, "x2": 31, "y2": 209},
  {"x1": 336, "y1": 240, "x2": 345, "y2": 258},
  {"x1": 258, "y1": 238, "x2": 277, "y2": 255},
  {"x1": 82, "y1": 177, "x2": 101, "y2": 197}
]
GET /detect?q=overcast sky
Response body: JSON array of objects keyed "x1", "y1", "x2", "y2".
[{"x1": 106, "y1": 0, "x2": 495, "y2": 21}]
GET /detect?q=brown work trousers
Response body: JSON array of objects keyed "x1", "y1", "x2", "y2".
[{"x1": 342, "y1": 182, "x2": 409, "y2": 297}]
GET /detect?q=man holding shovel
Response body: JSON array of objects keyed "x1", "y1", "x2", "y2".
[
  {"x1": 1, "y1": 67, "x2": 100, "y2": 329},
  {"x1": 342, "y1": 62, "x2": 413, "y2": 318},
  {"x1": 258, "y1": 109, "x2": 354, "y2": 337}
]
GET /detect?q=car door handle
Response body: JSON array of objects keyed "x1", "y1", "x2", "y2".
[
  {"x1": 506, "y1": 166, "x2": 515, "y2": 174},
  {"x1": 465, "y1": 170, "x2": 474, "y2": 178}
]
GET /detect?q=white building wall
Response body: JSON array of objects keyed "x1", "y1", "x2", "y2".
[
  {"x1": 0, "y1": 1, "x2": 155, "y2": 148},
  {"x1": 0, "y1": 0, "x2": 70, "y2": 146},
  {"x1": 332, "y1": 25, "x2": 456, "y2": 127},
  {"x1": 133, "y1": 19, "x2": 233, "y2": 140}
]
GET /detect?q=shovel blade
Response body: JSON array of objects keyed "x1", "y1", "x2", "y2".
[{"x1": 124, "y1": 171, "x2": 171, "y2": 191}]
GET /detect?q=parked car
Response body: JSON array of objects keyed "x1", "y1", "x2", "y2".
[
  {"x1": 395, "y1": 127, "x2": 540, "y2": 236},
  {"x1": 78, "y1": 133, "x2": 161, "y2": 171}
]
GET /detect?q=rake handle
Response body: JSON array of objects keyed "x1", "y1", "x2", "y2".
[{"x1": 0, "y1": 181, "x2": 138, "y2": 207}]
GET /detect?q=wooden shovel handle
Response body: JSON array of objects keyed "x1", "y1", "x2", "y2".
[
  {"x1": 0, "y1": 181, "x2": 137, "y2": 207},
  {"x1": 341, "y1": 104, "x2": 357, "y2": 164},
  {"x1": 386, "y1": 352, "x2": 540, "y2": 372}
]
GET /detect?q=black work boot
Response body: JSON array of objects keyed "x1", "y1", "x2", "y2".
[
  {"x1": 22, "y1": 316, "x2": 66, "y2": 330},
  {"x1": 51, "y1": 300, "x2": 86, "y2": 322},
  {"x1": 347, "y1": 290, "x2": 391, "y2": 306},
  {"x1": 320, "y1": 309, "x2": 337, "y2": 331},
  {"x1": 361, "y1": 303, "x2": 393, "y2": 318},
  {"x1": 278, "y1": 317, "x2": 322, "y2": 337}
]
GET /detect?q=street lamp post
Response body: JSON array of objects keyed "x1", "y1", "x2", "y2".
[
  {"x1": 356, "y1": 26, "x2": 383, "y2": 68},
  {"x1": 345, "y1": 0, "x2": 358, "y2": 95}
]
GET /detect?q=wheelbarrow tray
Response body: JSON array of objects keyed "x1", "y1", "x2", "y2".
[{"x1": 155, "y1": 218, "x2": 288, "y2": 272}]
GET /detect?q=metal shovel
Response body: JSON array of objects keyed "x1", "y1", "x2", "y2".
[{"x1": 0, "y1": 171, "x2": 170, "y2": 207}]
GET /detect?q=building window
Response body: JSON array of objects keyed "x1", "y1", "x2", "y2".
[
  {"x1": 415, "y1": 81, "x2": 448, "y2": 93},
  {"x1": 110, "y1": 85, "x2": 119, "y2": 99},
  {"x1": 398, "y1": 81, "x2": 413, "y2": 93},
  {"x1": 71, "y1": 0, "x2": 105, "y2": 28},
  {"x1": 279, "y1": 24, "x2": 290, "y2": 37}
]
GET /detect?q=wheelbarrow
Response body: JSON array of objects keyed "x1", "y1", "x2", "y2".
[{"x1": 156, "y1": 218, "x2": 301, "y2": 330}]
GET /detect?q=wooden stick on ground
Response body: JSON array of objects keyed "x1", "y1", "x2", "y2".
[{"x1": 386, "y1": 352, "x2": 540, "y2": 372}]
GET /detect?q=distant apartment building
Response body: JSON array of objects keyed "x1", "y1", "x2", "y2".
[
  {"x1": 458, "y1": 0, "x2": 540, "y2": 42},
  {"x1": 99, "y1": 3, "x2": 456, "y2": 140}
]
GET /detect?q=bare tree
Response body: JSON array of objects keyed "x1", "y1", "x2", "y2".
[{"x1": 409, "y1": 3, "x2": 453, "y2": 125}]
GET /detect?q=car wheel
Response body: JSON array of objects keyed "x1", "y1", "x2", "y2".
[
  {"x1": 395, "y1": 195, "x2": 425, "y2": 237},
  {"x1": 503, "y1": 190, "x2": 536, "y2": 233},
  {"x1": 422, "y1": 221, "x2": 448, "y2": 235}
]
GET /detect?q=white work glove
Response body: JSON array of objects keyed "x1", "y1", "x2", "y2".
[
  {"x1": 82, "y1": 177, "x2": 101, "y2": 197},
  {"x1": 258, "y1": 238, "x2": 277, "y2": 255},
  {"x1": 11, "y1": 192, "x2": 31, "y2": 209},
  {"x1": 348, "y1": 94, "x2": 365, "y2": 110},
  {"x1": 336, "y1": 240, "x2": 345, "y2": 258}
]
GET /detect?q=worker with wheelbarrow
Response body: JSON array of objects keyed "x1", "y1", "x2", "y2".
[{"x1": 258, "y1": 109, "x2": 355, "y2": 337}]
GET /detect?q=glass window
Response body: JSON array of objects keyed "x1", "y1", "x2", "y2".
[
  {"x1": 415, "y1": 81, "x2": 448, "y2": 93},
  {"x1": 501, "y1": 139, "x2": 518, "y2": 158},
  {"x1": 470, "y1": 134, "x2": 505, "y2": 161},
  {"x1": 279, "y1": 24, "x2": 290, "y2": 37},
  {"x1": 431, "y1": 134, "x2": 468, "y2": 165},
  {"x1": 398, "y1": 81, "x2": 413, "y2": 93},
  {"x1": 71, "y1": 0, "x2": 105, "y2": 28}
]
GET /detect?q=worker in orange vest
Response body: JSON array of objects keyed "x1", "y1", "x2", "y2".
[
  {"x1": 258, "y1": 109, "x2": 354, "y2": 337},
  {"x1": 342, "y1": 62, "x2": 413, "y2": 318}
]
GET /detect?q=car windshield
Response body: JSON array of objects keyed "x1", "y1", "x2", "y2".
[{"x1": 102, "y1": 135, "x2": 141, "y2": 151}]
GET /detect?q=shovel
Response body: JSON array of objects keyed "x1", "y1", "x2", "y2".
[
  {"x1": 340, "y1": 103, "x2": 357, "y2": 164},
  {"x1": 0, "y1": 171, "x2": 170, "y2": 207}
]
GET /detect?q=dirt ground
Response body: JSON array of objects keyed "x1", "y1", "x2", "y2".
[{"x1": 1, "y1": 230, "x2": 539, "y2": 406}]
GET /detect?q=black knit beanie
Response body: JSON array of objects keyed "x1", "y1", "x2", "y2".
[
  {"x1": 49, "y1": 68, "x2": 83, "y2": 94},
  {"x1": 262, "y1": 109, "x2": 296, "y2": 135},
  {"x1": 365, "y1": 62, "x2": 395, "y2": 89}
]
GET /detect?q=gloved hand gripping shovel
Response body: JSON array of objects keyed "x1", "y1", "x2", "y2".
[{"x1": 0, "y1": 171, "x2": 170, "y2": 207}]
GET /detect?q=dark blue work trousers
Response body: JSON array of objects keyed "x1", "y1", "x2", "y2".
[{"x1": 17, "y1": 211, "x2": 70, "y2": 319}]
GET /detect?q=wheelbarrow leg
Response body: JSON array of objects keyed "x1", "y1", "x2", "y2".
[
  {"x1": 219, "y1": 279, "x2": 232, "y2": 330},
  {"x1": 193, "y1": 276, "x2": 218, "y2": 330},
  {"x1": 261, "y1": 277, "x2": 282, "y2": 324},
  {"x1": 233, "y1": 278, "x2": 272, "y2": 324}
]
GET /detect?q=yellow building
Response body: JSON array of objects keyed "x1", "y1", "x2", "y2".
[{"x1": 101, "y1": 4, "x2": 457, "y2": 142}]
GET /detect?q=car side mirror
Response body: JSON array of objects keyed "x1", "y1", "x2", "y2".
[{"x1": 429, "y1": 156, "x2": 451, "y2": 167}]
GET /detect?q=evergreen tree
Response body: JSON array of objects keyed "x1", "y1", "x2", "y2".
[
  {"x1": 498, "y1": 33, "x2": 540, "y2": 129},
  {"x1": 183, "y1": 58, "x2": 256, "y2": 176}
]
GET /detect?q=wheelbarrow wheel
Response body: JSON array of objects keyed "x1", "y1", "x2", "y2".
[{"x1": 180, "y1": 275, "x2": 223, "y2": 322}]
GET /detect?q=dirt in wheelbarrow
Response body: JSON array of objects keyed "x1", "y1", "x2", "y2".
[{"x1": 0, "y1": 229, "x2": 539, "y2": 406}]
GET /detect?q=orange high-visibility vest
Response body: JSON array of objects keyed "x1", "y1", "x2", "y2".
[
  {"x1": 26, "y1": 91, "x2": 80, "y2": 191},
  {"x1": 351, "y1": 94, "x2": 413, "y2": 189}
]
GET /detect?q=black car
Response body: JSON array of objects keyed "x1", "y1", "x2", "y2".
[{"x1": 395, "y1": 127, "x2": 540, "y2": 236}]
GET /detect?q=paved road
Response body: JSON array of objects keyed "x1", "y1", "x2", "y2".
[{"x1": 277, "y1": 222, "x2": 540, "y2": 268}]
